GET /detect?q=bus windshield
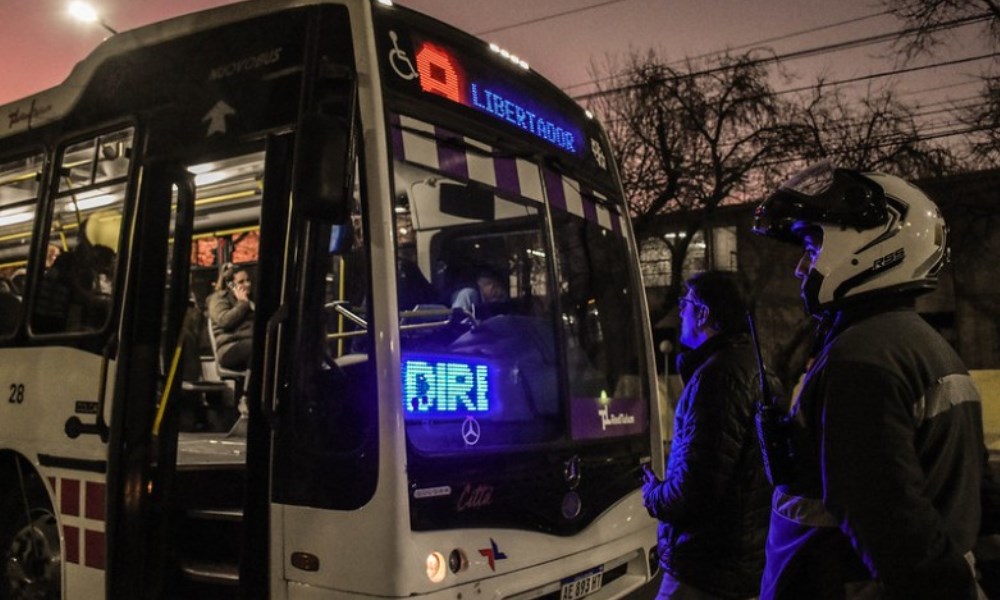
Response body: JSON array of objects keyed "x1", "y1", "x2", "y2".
[
  {"x1": 386, "y1": 113, "x2": 651, "y2": 534},
  {"x1": 391, "y1": 140, "x2": 649, "y2": 454},
  {"x1": 375, "y1": 7, "x2": 649, "y2": 461}
]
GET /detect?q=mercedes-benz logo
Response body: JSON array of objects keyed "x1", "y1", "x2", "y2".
[{"x1": 461, "y1": 417, "x2": 481, "y2": 446}]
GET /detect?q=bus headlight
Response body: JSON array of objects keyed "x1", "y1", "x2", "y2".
[{"x1": 426, "y1": 551, "x2": 447, "y2": 583}]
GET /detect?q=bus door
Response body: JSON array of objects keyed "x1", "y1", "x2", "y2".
[
  {"x1": 120, "y1": 141, "x2": 291, "y2": 600},
  {"x1": 263, "y1": 62, "x2": 381, "y2": 599},
  {"x1": 100, "y1": 157, "x2": 197, "y2": 599}
]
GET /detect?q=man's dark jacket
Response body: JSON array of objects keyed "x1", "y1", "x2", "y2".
[
  {"x1": 761, "y1": 302, "x2": 984, "y2": 600},
  {"x1": 646, "y1": 331, "x2": 772, "y2": 598}
]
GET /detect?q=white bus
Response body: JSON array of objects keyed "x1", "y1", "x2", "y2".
[{"x1": 0, "y1": 1, "x2": 663, "y2": 598}]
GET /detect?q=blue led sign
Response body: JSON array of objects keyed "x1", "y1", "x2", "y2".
[
  {"x1": 403, "y1": 355, "x2": 492, "y2": 416},
  {"x1": 470, "y1": 84, "x2": 577, "y2": 153}
]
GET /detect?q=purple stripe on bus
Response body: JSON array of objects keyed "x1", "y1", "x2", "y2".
[
  {"x1": 493, "y1": 156, "x2": 520, "y2": 197},
  {"x1": 389, "y1": 113, "x2": 404, "y2": 161},
  {"x1": 543, "y1": 169, "x2": 566, "y2": 211},
  {"x1": 611, "y1": 212, "x2": 623, "y2": 236},
  {"x1": 435, "y1": 126, "x2": 469, "y2": 180}
]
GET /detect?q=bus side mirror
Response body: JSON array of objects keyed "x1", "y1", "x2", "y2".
[{"x1": 294, "y1": 67, "x2": 357, "y2": 224}]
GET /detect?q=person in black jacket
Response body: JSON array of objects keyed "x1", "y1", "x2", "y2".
[
  {"x1": 752, "y1": 163, "x2": 986, "y2": 599},
  {"x1": 642, "y1": 270, "x2": 772, "y2": 599}
]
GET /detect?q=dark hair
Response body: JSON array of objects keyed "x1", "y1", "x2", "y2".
[
  {"x1": 476, "y1": 265, "x2": 506, "y2": 286},
  {"x1": 684, "y1": 270, "x2": 750, "y2": 334},
  {"x1": 216, "y1": 263, "x2": 253, "y2": 292}
]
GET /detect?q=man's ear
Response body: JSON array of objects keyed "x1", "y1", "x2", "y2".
[{"x1": 696, "y1": 305, "x2": 713, "y2": 330}]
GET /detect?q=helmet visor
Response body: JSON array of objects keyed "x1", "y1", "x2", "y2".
[{"x1": 753, "y1": 164, "x2": 888, "y2": 243}]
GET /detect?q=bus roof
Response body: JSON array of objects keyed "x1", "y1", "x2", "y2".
[
  {"x1": 1, "y1": 0, "x2": 608, "y2": 191},
  {"x1": 0, "y1": 0, "x2": 364, "y2": 140}
]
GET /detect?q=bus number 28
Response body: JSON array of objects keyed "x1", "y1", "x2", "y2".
[{"x1": 9, "y1": 383, "x2": 24, "y2": 404}]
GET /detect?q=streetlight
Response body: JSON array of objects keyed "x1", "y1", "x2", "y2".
[{"x1": 68, "y1": 1, "x2": 118, "y2": 35}]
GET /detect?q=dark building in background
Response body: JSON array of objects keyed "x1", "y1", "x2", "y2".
[{"x1": 641, "y1": 168, "x2": 1000, "y2": 393}]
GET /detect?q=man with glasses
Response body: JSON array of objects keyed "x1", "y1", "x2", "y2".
[{"x1": 642, "y1": 270, "x2": 772, "y2": 599}]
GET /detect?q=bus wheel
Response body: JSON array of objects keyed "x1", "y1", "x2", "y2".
[{"x1": 0, "y1": 467, "x2": 61, "y2": 600}]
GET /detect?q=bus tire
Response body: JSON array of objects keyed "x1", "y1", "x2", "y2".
[{"x1": 0, "y1": 456, "x2": 61, "y2": 600}]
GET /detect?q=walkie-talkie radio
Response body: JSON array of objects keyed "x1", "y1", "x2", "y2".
[{"x1": 746, "y1": 311, "x2": 795, "y2": 486}]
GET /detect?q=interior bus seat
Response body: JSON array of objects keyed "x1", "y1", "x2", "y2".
[
  {"x1": 164, "y1": 299, "x2": 233, "y2": 433},
  {"x1": 32, "y1": 276, "x2": 71, "y2": 333},
  {"x1": 0, "y1": 276, "x2": 16, "y2": 295},
  {"x1": 206, "y1": 316, "x2": 248, "y2": 436},
  {"x1": 0, "y1": 291, "x2": 23, "y2": 336},
  {"x1": 8, "y1": 272, "x2": 27, "y2": 296},
  {"x1": 206, "y1": 316, "x2": 247, "y2": 395},
  {"x1": 177, "y1": 337, "x2": 237, "y2": 433}
]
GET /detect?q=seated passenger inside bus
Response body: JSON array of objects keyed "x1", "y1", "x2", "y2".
[
  {"x1": 34, "y1": 213, "x2": 118, "y2": 332},
  {"x1": 449, "y1": 265, "x2": 511, "y2": 320},
  {"x1": 207, "y1": 263, "x2": 255, "y2": 372}
]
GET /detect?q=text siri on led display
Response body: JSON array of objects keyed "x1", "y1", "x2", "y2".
[
  {"x1": 403, "y1": 355, "x2": 491, "y2": 416},
  {"x1": 413, "y1": 40, "x2": 580, "y2": 154}
]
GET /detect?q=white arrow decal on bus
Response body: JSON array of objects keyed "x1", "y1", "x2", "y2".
[{"x1": 203, "y1": 101, "x2": 236, "y2": 136}]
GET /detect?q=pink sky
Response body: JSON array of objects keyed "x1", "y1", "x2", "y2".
[{"x1": 0, "y1": 0, "x2": 990, "y2": 110}]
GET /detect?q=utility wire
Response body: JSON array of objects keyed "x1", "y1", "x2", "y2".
[
  {"x1": 563, "y1": 8, "x2": 895, "y2": 92},
  {"x1": 801, "y1": 101, "x2": 987, "y2": 136},
  {"x1": 473, "y1": 0, "x2": 631, "y2": 36},
  {"x1": 899, "y1": 79, "x2": 984, "y2": 98},
  {"x1": 603, "y1": 79, "x2": 989, "y2": 155},
  {"x1": 682, "y1": 10, "x2": 895, "y2": 63},
  {"x1": 608, "y1": 96, "x2": 991, "y2": 154},
  {"x1": 573, "y1": 13, "x2": 992, "y2": 101},
  {"x1": 772, "y1": 52, "x2": 998, "y2": 98},
  {"x1": 597, "y1": 53, "x2": 996, "y2": 129},
  {"x1": 756, "y1": 123, "x2": 997, "y2": 169},
  {"x1": 579, "y1": 51, "x2": 991, "y2": 127},
  {"x1": 913, "y1": 95, "x2": 986, "y2": 111}
]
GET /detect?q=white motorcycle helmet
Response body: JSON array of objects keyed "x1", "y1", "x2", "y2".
[{"x1": 753, "y1": 162, "x2": 948, "y2": 315}]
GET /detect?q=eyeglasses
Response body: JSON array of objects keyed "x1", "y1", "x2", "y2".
[{"x1": 678, "y1": 296, "x2": 703, "y2": 311}]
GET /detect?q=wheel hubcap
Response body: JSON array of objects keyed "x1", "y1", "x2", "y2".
[{"x1": 3, "y1": 510, "x2": 60, "y2": 600}]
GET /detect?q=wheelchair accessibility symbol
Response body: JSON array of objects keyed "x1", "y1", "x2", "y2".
[
  {"x1": 461, "y1": 417, "x2": 481, "y2": 446},
  {"x1": 388, "y1": 30, "x2": 418, "y2": 81}
]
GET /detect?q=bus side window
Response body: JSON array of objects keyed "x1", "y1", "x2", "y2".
[
  {"x1": 0, "y1": 153, "x2": 43, "y2": 339},
  {"x1": 34, "y1": 205, "x2": 122, "y2": 333},
  {"x1": 32, "y1": 129, "x2": 132, "y2": 336}
]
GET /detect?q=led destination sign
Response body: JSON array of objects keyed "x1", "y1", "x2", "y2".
[
  {"x1": 382, "y1": 22, "x2": 584, "y2": 156},
  {"x1": 415, "y1": 42, "x2": 579, "y2": 153},
  {"x1": 469, "y1": 83, "x2": 577, "y2": 153},
  {"x1": 403, "y1": 355, "x2": 492, "y2": 416}
]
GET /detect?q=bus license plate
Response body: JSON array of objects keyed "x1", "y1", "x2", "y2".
[{"x1": 560, "y1": 567, "x2": 603, "y2": 600}]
